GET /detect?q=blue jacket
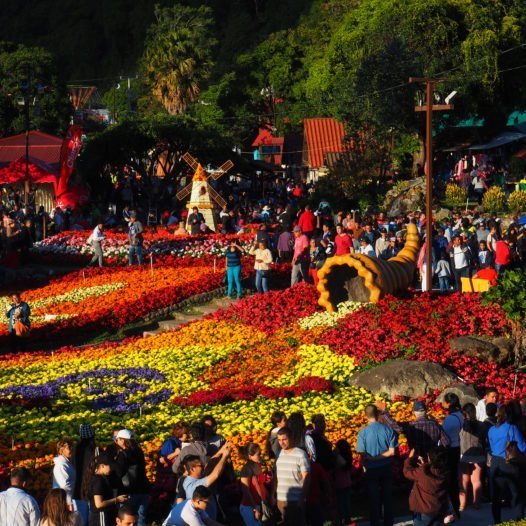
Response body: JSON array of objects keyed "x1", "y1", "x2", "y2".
[{"x1": 6, "y1": 301, "x2": 31, "y2": 333}]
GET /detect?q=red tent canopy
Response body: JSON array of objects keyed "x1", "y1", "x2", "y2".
[
  {"x1": 0, "y1": 156, "x2": 58, "y2": 188},
  {"x1": 0, "y1": 130, "x2": 62, "y2": 168}
]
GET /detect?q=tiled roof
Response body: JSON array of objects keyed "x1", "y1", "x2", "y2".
[
  {"x1": 0, "y1": 131, "x2": 62, "y2": 167},
  {"x1": 303, "y1": 118, "x2": 345, "y2": 168}
]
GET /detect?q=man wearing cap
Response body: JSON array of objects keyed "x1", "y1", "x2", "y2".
[
  {"x1": 375, "y1": 228, "x2": 390, "y2": 257},
  {"x1": 0, "y1": 467, "x2": 40, "y2": 526},
  {"x1": 128, "y1": 213, "x2": 144, "y2": 265},
  {"x1": 291, "y1": 227, "x2": 309, "y2": 286}
]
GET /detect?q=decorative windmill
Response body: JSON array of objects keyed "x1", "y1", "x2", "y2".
[{"x1": 176, "y1": 152, "x2": 234, "y2": 232}]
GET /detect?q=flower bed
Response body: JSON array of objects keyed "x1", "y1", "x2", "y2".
[
  {"x1": 31, "y1": 228, "x2": 257, "y2": 265},
  {"x1": 0, "y1": 284, "x2": 523, "y2": 505},
  {"x1": 0, "y1": 259, "x2": 238, "y2": 348}
]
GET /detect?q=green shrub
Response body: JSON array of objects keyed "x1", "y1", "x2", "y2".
[
  {"x1": 445, "y1": 183, "x2": 467, "y2": 206},
  {"x1": 482, "y1": 186, "x2": 506, "y2": 214},
  {"x1": 508, "y1": 189, "x2": 526, "y2": 214}
]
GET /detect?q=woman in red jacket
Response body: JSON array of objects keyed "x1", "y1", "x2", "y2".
[{"x1": 403, "y1": 447, "x2": 450, "y2": 526}]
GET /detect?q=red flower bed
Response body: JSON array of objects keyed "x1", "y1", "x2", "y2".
[
  {"x1": 319, "y1": 293, "x2": 525, "y2": 398},
  {"x1": 171, "y1": 376, "x2": 334, "y2": 407},
  {"x1": 211, "y1": 282, "x2": 321, "y2": 334}
]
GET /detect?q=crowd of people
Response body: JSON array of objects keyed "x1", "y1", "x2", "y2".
[{"x1": 1, "y1": 393, "x2": 525, "y2": 526}]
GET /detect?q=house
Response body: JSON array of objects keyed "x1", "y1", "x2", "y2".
[{"x1": 303, "y1": 118, "x2": 346, "y2": 181}]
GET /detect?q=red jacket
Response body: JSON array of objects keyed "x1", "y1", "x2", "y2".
[
  {"x1": 298, "y1": 210, "x2": 316, "y2": 233},
  {"x1": 403, "y1": 458, "x2": 449, "y2": 516},
  {"x1": 494, "y1": 240, "x2": 512, "y2": 265}
]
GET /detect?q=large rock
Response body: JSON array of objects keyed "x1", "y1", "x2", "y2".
[
  {"x1": 449, "y1": 336, "x2": 508, "y2": 364},
  {"x1": 491, "y1": 337, "x2": 514, "y2": 364},
  {"x1": 436, "y1": 384, "x2": 479, "y2": 407},
  {"x1": 348, "y1": 360, "x2": 457, "y2": 399},
  {"x1": 383, "y1": 177, "x2": 426, "y2": 218}
]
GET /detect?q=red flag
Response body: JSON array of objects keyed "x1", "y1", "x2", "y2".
[{"x1": 57, "y1": 125, "x2": 83, "y2": 196}]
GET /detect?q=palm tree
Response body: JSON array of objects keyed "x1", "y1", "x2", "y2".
[{"x1": 141, "y1": 4, "x2": 216, "y2": 115}]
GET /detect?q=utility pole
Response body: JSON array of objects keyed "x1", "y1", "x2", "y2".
[{"x1": 409, "y1": 77, "x2": 454, "y2": 292}]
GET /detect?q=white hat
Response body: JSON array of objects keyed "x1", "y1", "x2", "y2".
[{"x1": 116, "y1": 429, "x2": 132, "y2": 440}]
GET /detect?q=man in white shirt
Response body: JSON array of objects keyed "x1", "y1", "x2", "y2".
[
  {"x1": 162, "y1": 486, "x2": 223, "y2": 526},
  {"x1": 475, "y1": 387, "x2": 499, "y2": 422},
  {"x1": 87, "y1": 223, "x2": 105, "y2": 267},
  {"x1": 0, "y1": 467, "x2": 40, "y2": 526}
]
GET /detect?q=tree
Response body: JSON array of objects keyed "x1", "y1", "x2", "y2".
[
  {"x1": 140, "y1": 4, "x2": 217, "y2": 115},
  {"x1": 0, "y1": 42, "x2": 71, "y2": 137},
  {"x1": 483, "y1": 270, "x2": 526, "y2": 364},
  {"x1": 78, "y1": 114, "x2": 236, "y2": 205}
]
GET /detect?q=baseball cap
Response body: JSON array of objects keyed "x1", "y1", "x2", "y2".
[
  {"x1": 116, "y1": 429, "x2": 132, "y2": 440},
  {"x1": 413, "y1": 400, "x2": 427, "y2": 412},
  {"x1": 293, "y1": 226, "x2": 302, "y2": 232},
  {"x1": 389, "y1": 237, "x2": 396, "y2": 242}
]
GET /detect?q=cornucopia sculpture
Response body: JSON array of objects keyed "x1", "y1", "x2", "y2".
[{"x1": 317, "y1": 223, "x2": 420, "y2": 311}]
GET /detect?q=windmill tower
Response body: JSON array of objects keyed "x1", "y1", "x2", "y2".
[{"x1": 176, "y1": 153, "x2": 234, "y2": 232}]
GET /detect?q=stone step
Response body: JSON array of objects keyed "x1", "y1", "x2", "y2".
[
  {"x1": 174, "y1": 314, "x2": 202, "y2": 324},
  {"x1": 196, "y1": 304, "x2": 221, "y2": 315},
  {"x1": 142, "y1": 329, "x2": 164, "y2": 338},
  {"x1": 158, "y1": 319, "x2": 183, "y2": 331}
]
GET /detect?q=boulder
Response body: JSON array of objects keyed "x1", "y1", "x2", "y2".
[
  {"x1": 383, "y1": 177, "x2": 426, "y2": 218},
  {"x1": 449, "y1": 336, "x2": 505, "y2": 363},
  {"x1": 491, "y1": 337, "x2": 514, "y2": 364},
  {"x1": 436, "y1": 383, "x2": 479, "y2": 407},
  {"x1": 348, "y1": 360, "x2": 457, "y2": 399}
]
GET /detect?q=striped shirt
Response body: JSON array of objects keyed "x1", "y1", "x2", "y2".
[{"x1": 276, "y1": 448, "x2": 310, "y2": 502}]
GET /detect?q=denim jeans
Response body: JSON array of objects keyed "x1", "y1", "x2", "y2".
[
  {"x1": 255, "y1": 269, "x2": 269, "y2": 293},
  {"x1": 74, "y1": 499, "x2": 89, "y2": 526},
  {"x1": 227, "y1": 265, "x2": 242, "y2": 297},
  {"x1": 240, "y1": 504, "x2": 262, "y2": 526},
  {"x1": 291, "y1": 261, "x2": 309, "y2": 286},
  {"x1": 413, "y1": 512, "x2": 442, "y2": 526},
  {"x1": 129, "y1": 493, "x2": 149, "y2": 526},
  {"x1": 335, "y1": 487, "x2": 352, "y2": 525},
  {"x1": 364, "y1": 464, "x2": 393, "y2": 526},
  {"x1": 128, "y1": 245, "x2": 144, "y2": 265},
  {"x1": 438, "y1": 276, "x2": 450, "y2": 291},
  {"x1": 452, "y1": 266, "x2": 469, "y2": 291}
]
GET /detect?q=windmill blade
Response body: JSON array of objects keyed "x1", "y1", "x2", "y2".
[
  {"x1": 208, "y1": 185, "x2": 227, "y2": 208},
  {"x1": 182, "y1": 152, "x2": 199, "y2": 171},
  {"x1": 176, "y1": 184, "x2": 192, "y2": 201},
  {"x1": 211, "y1": 160, "x2": 234, "y2": 180}
]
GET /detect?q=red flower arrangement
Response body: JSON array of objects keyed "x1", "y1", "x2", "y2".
[{"x1": 171, "y1": 376, "x2": 334, "y2": 407}]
